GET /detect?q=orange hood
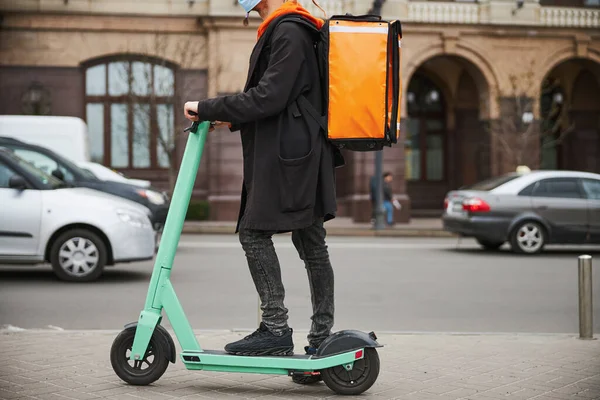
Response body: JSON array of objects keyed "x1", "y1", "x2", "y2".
[{"x1": 257, "y1": 1, "x2": 324, "y2": 40}]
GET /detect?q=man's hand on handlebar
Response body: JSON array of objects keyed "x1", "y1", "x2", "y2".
[
  {"x1": 184, "y1": 101, "x2": 230, "y2": 132},
  {"x1": 184, "y1": 101, "x2": 200, "y2": 121}
]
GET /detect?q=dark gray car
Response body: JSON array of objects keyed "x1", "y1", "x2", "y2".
[{"x1": 443, "y1": 170, "x2": 600, "y2": 254}]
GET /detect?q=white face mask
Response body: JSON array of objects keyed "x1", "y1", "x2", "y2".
[{"x1": 238, "y1": 0, "x2": 261, "y2": 13}]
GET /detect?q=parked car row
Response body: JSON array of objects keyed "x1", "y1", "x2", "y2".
[
  {"x1": 0, "y1": 148, "x2": 156, "y2": 281},
  {"x1": 443, "y1": 170, "x2": 600, "y2": 254},
  {"x1": 0, "y1": 115, "x2": 171, "y2": 282},
  {"x1": 0, "y1": 137, "x2": 169, "y2": 231}
]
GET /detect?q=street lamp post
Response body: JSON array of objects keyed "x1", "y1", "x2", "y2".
[
  {"x1": 371, "y1": 0, "x2": 386, "y2": 231},
  {"x1": 373, "y1": 150, "x2": 386, "y2": 230}
]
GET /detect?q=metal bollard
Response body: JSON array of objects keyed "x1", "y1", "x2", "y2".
[{"x1": 578, "y1": 255, "x2": 594, "y2": 340}]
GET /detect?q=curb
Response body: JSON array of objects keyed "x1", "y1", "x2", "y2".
[{"x1": 181, "y1": 225, "x2": 454, "y2": 238}]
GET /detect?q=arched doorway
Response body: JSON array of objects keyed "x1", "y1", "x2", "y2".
[
  {"x1": 540, "y1": 59, "x2": 600, "y2": 173},
  {"x1": 406, "y1": 56, "x2": 491, "y2": 212}
]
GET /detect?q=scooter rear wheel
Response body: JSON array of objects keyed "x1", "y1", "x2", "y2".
[
  {"x1": 321, "y1": 348, "x2": 380, "y2": 395},
  {"x1": 110, "y1": 327, "x2": 169, "y2": 385}
]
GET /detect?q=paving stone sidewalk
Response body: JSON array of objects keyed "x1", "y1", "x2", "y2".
[{"x1": 1, "y1": 330, "x2": 599, "y2": 400}]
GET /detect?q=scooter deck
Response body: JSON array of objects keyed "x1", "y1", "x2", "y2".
[
  {"x1": 180, "y1": 348, "x2": 364, "y2": 375},
  {"x1": 184, "y1": 349, "x2": 313, "y2": 359}
]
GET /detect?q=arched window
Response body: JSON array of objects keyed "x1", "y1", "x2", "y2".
[
  {"x1": 406, "y1": 73, "x2": 446, "y2": 181},
  {"x1": 84, "y1": 57, "x2": 175, "y2": 169}
]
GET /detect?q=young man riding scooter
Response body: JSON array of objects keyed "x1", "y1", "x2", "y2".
[{"x1": 184, "y1": 0, "x2": 341, "y2": 384}]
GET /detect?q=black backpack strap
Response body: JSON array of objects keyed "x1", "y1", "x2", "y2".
[
  {"x1": 262, "y1": 15, "x2": 327, "y2": 128},
  {"x1": 261, "y1": 14, "x2": 321, "y2": 50},
  {"x1": 297, "y1": 95, "x2": 326, "y2": 132},
  {"x1": 298, "y1": 95, "x2": 345, "y2": 168},
  {"x1": 262, "y1": 15, "x2": 334, "y2": 150}
]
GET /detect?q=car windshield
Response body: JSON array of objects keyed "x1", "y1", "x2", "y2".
[
  {"x1": 44, "y1": 150, "x2": 97, "y2": 180},
  {"x1": 80, "y1": 167, "x2": 97, "y2": 178},
  {"x1": 461, "y1": 173, "x2": 521, "y2": 191},
  {"x1": 11, "y1": 153, "x2": 66, "y2": 189}
]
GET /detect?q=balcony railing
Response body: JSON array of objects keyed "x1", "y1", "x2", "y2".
[
  {"x1": 208, "y1": 0, "x2": 357, "y2": 18},
  {"x1": 0, "y1": 0, "x2": 598, "y2": 29},
  {"x1": 540, "y1": 6, "x2": 600, "y2": 27},
  {"x1": 0, "y1": 0, "x2": 209, "y2": 15},
  {"x1": 304, "y1": 0, "x2": 353, "y2": 17},
  {"x1": 407, "y1": 1, "x2": 479, "y2": 24}
]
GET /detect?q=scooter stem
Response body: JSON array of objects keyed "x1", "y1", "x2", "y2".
[{"x1": 143, "y1": 121, "x2": 210, "y2": 310}]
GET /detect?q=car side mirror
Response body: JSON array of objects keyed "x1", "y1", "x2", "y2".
[
  {"x1": 8, "y1": 175, "x2": 28, "y2": 190},
  {"x1": 52, "y1": 169, "x2": 65, "y2": 180}
]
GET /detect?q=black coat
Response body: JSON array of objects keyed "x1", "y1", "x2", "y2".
[{"x1": 196, "y1": 17, "x2": 339, "y2": 232}]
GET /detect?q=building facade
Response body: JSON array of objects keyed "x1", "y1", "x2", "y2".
[{"x1": 1, "y1": 0, "x2": 599, "y2": 222}]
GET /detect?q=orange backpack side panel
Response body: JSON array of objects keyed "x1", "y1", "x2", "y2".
[{"x1": 327, "y1": 20, "x2": 389, "y2": 141}]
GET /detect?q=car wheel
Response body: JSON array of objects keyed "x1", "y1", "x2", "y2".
[
  {"x1": 476, "y1": 239, "x2": 504, "y2": 251},
  {"x1": 510, "y1": 221, "x2": 546, "y2": 255},
  {"x1": 50, "y1": 229, "x2": 107, "y2": 282}
]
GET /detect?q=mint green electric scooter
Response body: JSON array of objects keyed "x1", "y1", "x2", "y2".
[{"x1": 110, "y1": 118, "x2": 382, "y2": 395}]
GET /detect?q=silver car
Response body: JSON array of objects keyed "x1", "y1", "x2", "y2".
[
  {"x1": 0, "y1": 148, "x2": 155, "y2": 281},
  {"x1": 443, "y1": 170, "x2": 600, "y2": 254}
]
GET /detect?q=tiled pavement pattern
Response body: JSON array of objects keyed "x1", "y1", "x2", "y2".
[{"x1": 0, "y1": 330, "x2": 599, "y2": 400}]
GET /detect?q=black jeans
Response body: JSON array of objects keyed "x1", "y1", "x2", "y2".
[{"x1": 238, "y1": 218, "x2": 334, "y2": 347}]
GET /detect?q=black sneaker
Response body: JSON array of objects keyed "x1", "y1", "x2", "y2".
[
  {"x1": 291, "y1": 346, "x2": 323, "y2": 385},
  {"x1": 225, "y1": 322, "x2": 294, "y2": 356}
]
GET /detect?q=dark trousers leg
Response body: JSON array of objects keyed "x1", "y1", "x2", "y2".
[
  {"x1": 238, "y1": 229, "x2": 289, "y2": 334},
  {"x1": 292, "y1": 219, "x2": 335, "y2": 347}
]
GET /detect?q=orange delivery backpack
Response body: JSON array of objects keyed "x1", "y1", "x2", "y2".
[{"x1": 263, "y1": 13, "x2": 403, "y2": 151}]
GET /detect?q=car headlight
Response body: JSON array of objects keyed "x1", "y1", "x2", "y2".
[
  {"x1": 137, "y1": 189, "x2": 166, "y2": 205},
  {"x1": 116, "y1": 209, "x2": 151, "y2": 228}
]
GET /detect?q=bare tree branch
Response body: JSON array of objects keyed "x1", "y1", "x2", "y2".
[{"x1": 486, "y1": 60, "x2": 572, "y2": 173}]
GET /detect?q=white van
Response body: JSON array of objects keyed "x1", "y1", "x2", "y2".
[{"x1": 0, "y1": 115, "x2": 89, "y2": 163}]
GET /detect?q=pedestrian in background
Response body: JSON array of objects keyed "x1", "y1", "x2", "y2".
[
  {"x1": 382, "y1": 172, "x2": 394, "y2": 226},
  {"x1": 370, "y1": 172, "x2": 401, "y2": 226}
]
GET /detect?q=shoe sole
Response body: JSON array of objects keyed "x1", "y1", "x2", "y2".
[
  {"x1": 226, "y1": 346, "x2": 294, "y2": 356},
  {"x1": 292, "y1": 375, "x2": 323, "y2": 385}
]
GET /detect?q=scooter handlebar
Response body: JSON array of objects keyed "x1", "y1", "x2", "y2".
[{"x1": 184, "y1": 111, "x2": 214, "y2": 133}]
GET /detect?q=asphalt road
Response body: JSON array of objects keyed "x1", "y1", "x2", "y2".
[{"x1": 1, "y1": 235, "x2": 599, "y2": 336}]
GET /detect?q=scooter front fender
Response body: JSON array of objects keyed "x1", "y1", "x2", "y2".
[
  {"x1": 316, "y1": 330, "x2": 382, "y2": 358},
  {"x1": 124, "y1": 322, "x2": 177, "y2": 364}
]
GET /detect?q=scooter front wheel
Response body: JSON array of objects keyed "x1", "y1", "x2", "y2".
[
  {"x1": 321, "y1": 348, "x2": 380, "y2": 395},
  {"x1": 110, "y1": 327, "x2": 169, "y2": 385}
]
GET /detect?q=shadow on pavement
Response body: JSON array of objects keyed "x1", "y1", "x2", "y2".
[{"x1": 0, "y1": 267, "x2": 149, "y2": 283}]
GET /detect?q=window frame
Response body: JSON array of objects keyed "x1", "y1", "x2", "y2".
[
  {"x1": 10, "y1": 147, "x2": 76, "y2": 183},
  {"x1": 0, "y1": 152, "x2": 60, "y2": 190},
  {"x1": 0, "y1": 159, "x2": 18, "y2": 189},
  {"x1": 581, "y1": 178, "x2": 600, "y2": 200},
  {"x1": 526, "y1": 177, "x2": 587, "y2": 200},
  {"x1": 82, "y1": 56, "x2": 177, "y2": 170},
  {"x1": 3, "y1": 143, "x2": 91, "y2": 182}
]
